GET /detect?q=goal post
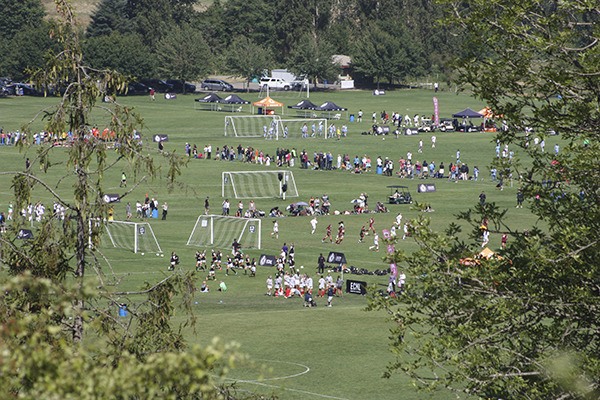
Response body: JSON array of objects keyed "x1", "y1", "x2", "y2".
[
  {"x1": 275, "y1": 118, "x2": 328, "y2": 139},
  {"x1": 187, "y1": 215, "x2": 262, "y2": 250},
  {"x1": 104, "y1": 220, "x2": 163, "y2": 254},
  {"x1": 222, "y1": 170, "x2": 299, "y2": 199},
  {"x1": 224, "y1": 115, "x2": 281, "y2": 139}
]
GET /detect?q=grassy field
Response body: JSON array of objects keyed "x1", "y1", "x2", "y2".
[{"x1": 0, "y1": 89, "x2": 558, "y2": 399}]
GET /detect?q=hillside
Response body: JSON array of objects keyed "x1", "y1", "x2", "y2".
[{"x1": 41, "y1": 0, "x2": 213, "y2": 26}]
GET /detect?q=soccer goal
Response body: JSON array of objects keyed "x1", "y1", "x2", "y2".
[
  {"x1": 187, "y1": 215, "x2": 262, "y2": 250},
  {"x1": 104, "y1": 220, "x2": 163, "y2": 255},
  {"x1": 224, "y1": 115, "x2": 281, "y2": 139},
  {"x1": 275, "y1": 118, "x2": 328, "y2": 139},
  {"x1": 222, "y1": 171, "x2": 299, "y2": 199}
]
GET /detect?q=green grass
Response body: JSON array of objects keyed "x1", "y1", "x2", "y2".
[{"x1": 0, "y1": 89, "x2": 562, "y2": 399}]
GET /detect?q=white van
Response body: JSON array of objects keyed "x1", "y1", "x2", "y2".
[{"x1": 260, "y1": 77, "x2": 291, "y2": 91}]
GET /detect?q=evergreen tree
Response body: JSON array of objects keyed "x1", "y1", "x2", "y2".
[
  {"x1": 86, "y1": 0, "x2": 133, "y2": 38},
  {"x1": 0, "y1": 0, "x2": 45, "y2": 40},
  {"x1": 84, "y1": 32, "x2": 156, "y2": 78}
]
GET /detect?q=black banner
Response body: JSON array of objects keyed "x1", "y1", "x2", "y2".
[
  {"x1": 164, "y1": 93, "x2": 177, "y2": 100},
  {"x1": 17, "y1": 229, "x2": 33, "y2": 239},
  {"x1": 417, "y1": 183, "x2": 437, "y2": 193},
  {"x1": 259, "y1": 254, "x2": 277, "y2": 266},
  {"x1": 327, "y1": 251, "x2": 346, "y2": 264},
  {"x1": 103, "y1": 193, "x2": 121, "y2": 203},
  {"x1": 153, "y1": 134, "x2": 169, "y2": 142},
  {"x1": 346, "y1": 279, "x2": 367, "y2": 295}
]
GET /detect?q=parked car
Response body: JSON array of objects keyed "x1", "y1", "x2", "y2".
[
  {"x1": 5, "y1": 83, "x2": 38, "y2": 96},
  {"x1": 139, "y1": 79, "x2": 174, "y2": 93},
  {"x1": 260, "y1": 77, "x2": 291, "y2": 91},
  {"x1": 165, "y1": 79, "x2": 196, "y2": 93},
  {"x1": 126, "y1": 82, "x2": 150, "y2": 95},
  {"x1": 201, "y1": 79, "x2": 233, "y2": 91}
]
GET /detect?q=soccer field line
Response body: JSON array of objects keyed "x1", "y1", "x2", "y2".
[
  {"x1": 224, "y1": 359, "x2": 350, "y2": 400},
  {"x1": 230, "y1": 379, "x2": 350, "y2": 400}
]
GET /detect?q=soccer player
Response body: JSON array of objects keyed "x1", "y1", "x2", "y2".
[
  {"x1": 358, "y1": 225, "x2": 367, "y2": 243},
  {"x1": 369, "y1": 233, "x2": 380, "y2": 252},
  {"x1": 195, "y1": 250, "x2": 206, "y2": 271},
  {"x1": 322, "y1": 224, "x2": 333, "y2": 243},
  {"x1": 335, "y1": 221, "x2": 345, "y2": 244},
  {"x1": 168, "y1": 251, "x2": 179, "y2": 271},
  {"x1": 368, "y1": 217, "x2": 376, "y2": 234},
  {"x1": 310, "y1": 216, "x2": 318, "y2": 234}
]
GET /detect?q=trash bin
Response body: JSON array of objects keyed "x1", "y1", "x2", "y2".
[
  {"x1": 349, "y1": 114, "x2": 355, "y2": 122},
  {"x1": 152, "y1": 209, "x2": 159, "y2": 219},
  {"x1": 257, "y1": 107, "x2": 263, "y2": 115},
  {"x1": 118, "y1": 304, "x2": 128, "y2": 317},
  {"x1": 376, "y1": 166, "x2": 383, "y2": 175}
]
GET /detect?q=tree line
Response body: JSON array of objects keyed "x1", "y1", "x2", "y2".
[{"x1": 0, "y1": 0, "x2": 460, "y2": 87}]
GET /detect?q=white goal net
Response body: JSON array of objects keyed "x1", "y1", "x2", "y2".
[
  {"x1": 187, "y1": 215, "x2": 262, "y2": 250},
  {"x1": 222, "y1": 171, "x2": 299, "y2": 199},
  {"x1": 224, "y1": 115, "x2": 281, "y2": 139},
  {"x1": 104, "y1": 220, "x2": 163, "y2": 254},
  {"x1": 224, "y1": 115, "x2": 329, "y2": 140}
]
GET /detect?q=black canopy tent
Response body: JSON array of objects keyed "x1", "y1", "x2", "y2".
[
  {"x1": 452, "y1": 108, "x2": 484, "y2": 132},
  {"x1": 452, "y1": 108, "x2": 484, "y2": 118},
  {"x1": 219, "y1": 94, "x2": 250, "y2": 112},
  {"x1": 195, "y1": 93, "x2": 223, "y2": 111},
  {"x1": 288, "y1": 99, "x2": 319, "y2": 118},
  {"x1": 316, "y1": 101, "x2": 347, "y2": 120}
]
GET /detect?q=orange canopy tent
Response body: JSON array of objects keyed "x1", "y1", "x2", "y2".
[
  {"x1": 253, "y1": 96, "x2": 285, "y2": 115},
  {"x1": 478, "y1": 107, "x2": 504, "y2": 119},
  {"x1": 478, "y1": 107, "x2": 503, "y2": 132}
]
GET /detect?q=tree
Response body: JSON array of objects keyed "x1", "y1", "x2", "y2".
[
  {"x1": 351, "y1": 22, "x2": 426, "y2": 87},
  {"x1": 221, "y1": 0, "x2": 277, "y2": 51},
  {"x1": 125, "y1": 0, "x2": 199, "y2": 48},
  {"x1": 84, "y1": 32, "x2": 156, "y2": 79},
  {"x1": 0, "y1": 0, "x2": 45, "y2": 41},
  {"x1": 369, "y1": 0, "x2": 600, "y2": 398},
  {"x1": 0, "y1": 1, "x2": 245, "y2": 397},
  {"x1": 272, "y1": 0, "x2": 333, "y2": 59},
  {"x1": 225, "y1": 36, "x2": 273, "y2": 90},
  {"x1": 155, "y1": 24, "x2": 211, "y2": 90},
  {"x1": 0, "y1": 24, "x2": 55, "y2": 81},
  {"x1": 286, "y1": 34, "x2": 339, "y2": 86},
  {"x1": 86, "y1": 0, "x2": 134, "y2": 38}
]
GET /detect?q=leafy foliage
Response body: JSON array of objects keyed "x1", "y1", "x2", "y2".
[
  {"x1": 286, "y1": 34, "x2": 339, "y2": 85},
  {"x1": 0, "y1": 1, "x2": 245, "y2": 398},
  {"x1": 368, "y1": 0, "x2": 600, "y2": 398},
  {"x1": 84, "y1": 32, "x2": 156, "y2": 78},
  {"x1": 155, "y1": 24, "x2": 211, "y2": 85},
  {"x1": 225, "y1": 36, "x2": 274, "y2": 88}
]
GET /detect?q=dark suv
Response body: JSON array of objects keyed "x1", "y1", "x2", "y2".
[
  {"x1": 140, "y1": 79, "x2": 174, "y2": 93},
  {"x1": 166, "y1": 79, "x2": 196, "y2": 93}
]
